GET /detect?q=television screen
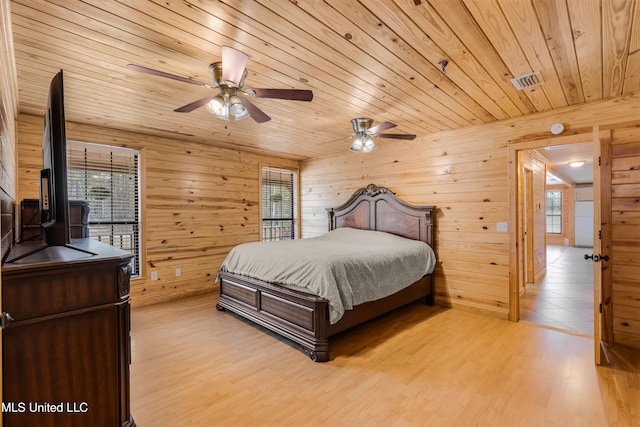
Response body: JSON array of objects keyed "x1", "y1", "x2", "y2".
[{"x1": 41, "y1": 69, "x2": 70, "y2": 246}]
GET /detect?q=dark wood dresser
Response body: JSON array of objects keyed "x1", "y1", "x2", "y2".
[{"x1": 2, "y1": 238, "x2": 135, "y2": 427}]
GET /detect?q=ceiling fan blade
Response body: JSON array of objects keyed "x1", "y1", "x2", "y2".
[
  {"x1": 249, "y1": 88, "x2": 313, "y2": 101},
  {"x1": 174, "y1": 96, "x2": 213, "y2": 113},
  {"x1": 374, "y1": 133, "x2": 417, "y2": 140},
  {"x1": 242, "y1": 99, "x2": 271, "y2": 123},
  {"x1": 222, "y1": 46, "x2": 249, "y2": 87},
  {"x1": 366, "y1": 121, "x2": 397, "y2": 134},
  {"x1": 127, "y1": 64, "x2": 211, "y2": 88}
]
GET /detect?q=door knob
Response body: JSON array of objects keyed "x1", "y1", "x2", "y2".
[{"x1": 585, "y1": 254, "x2": 609, "y2": 262}]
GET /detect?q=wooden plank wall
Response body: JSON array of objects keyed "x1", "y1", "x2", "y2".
[
  {"x1": 0, "y1": 0, "x2": 18, "y2": 258},
  {"x1": 301, "y1": 125, "x2": 513, "y2": 319},
  {"x1": 609, "y1": 127, "x2": 640, "y2": 348},
  {"x1": 16, "y1": 113, "x2": 299, "y2": 307},
  {"x1": 300, "y1": 94, "x2": 640, "y2": 324}
]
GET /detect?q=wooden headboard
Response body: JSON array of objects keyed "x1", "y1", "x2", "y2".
[{"x1": 327, "y1": 184, "x2": 435, "y2": 247}]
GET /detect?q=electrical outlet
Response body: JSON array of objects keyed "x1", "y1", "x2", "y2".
[
  {"x1": 175, "y1": 268, "x2": 181, "y2": 277},
  {"x1": 151, "y1": 271, "x2": 158, "y2": 281},
  {"x1": 496, "y1": 222, "x2": 508, "y2": 232}
]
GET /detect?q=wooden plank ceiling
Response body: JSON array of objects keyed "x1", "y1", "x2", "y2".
[{"x1": 9, "y1": 0, "x2": 640, "y2": 160}]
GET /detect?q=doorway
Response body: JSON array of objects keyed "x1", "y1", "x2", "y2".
[
  {"x1": 520, "y1": 160, "x2": 595, "y2": 335},
  {"x1": 508, "y1": 132, "x2": 597, "y2": 329}
]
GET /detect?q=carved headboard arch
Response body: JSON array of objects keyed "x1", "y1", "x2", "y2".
[{"x1": 327, "y1": 184, "x2": 435, "y2": 247}]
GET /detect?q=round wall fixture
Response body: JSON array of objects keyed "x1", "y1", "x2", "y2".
[{"x1": 551, "y1": 123, "x2": 565, "y2": 135}]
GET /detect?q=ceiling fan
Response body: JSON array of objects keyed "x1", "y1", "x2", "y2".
[
  {"x1": 322, "y1": 118, "x2": 417, "y2": 152},
  {"x1": 127, "y1": 46, "x2": 313, "y2": 127}
]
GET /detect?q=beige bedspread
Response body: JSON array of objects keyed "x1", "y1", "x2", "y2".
[{"x1": 219, "y1": 227, "x2": 436, "y2": 323}]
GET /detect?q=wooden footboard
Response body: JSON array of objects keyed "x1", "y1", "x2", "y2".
[
  {"x1": 216, "y1": 270, "x2": 331, "y2": 361},
  {"x1": 216, "y1": 270, "x2": 434, "y2": 362}
]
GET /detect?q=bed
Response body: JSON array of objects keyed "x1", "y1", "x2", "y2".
[{"x1": 216, "y1": 184, "x2": 436, "y2": 362}]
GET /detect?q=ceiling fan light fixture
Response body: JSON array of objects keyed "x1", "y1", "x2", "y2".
[
  {"x1": 350, "y1": 135, "x2": 376, "y2": 152},
  {"x1": 350, "y1": 137, "x2": 363, "y2": 152},
  {"x1": 228, "y1": 94, "x2": 245, "y2": 115},
  {"x1": 206, "y1": 95, "x2": 226, "y2": 116},
  {"x1": 362, "y1": 136, "x2": 375, "y2": 152},
  {"x1": 233, "y1": 107, "x2": 250, "y2": 121}
]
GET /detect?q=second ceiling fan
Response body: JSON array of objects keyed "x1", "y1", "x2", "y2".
[
  {"x1": 322, "y1": 118, "x2": 417, "y2": 152},
  {"x1": 127, "y1": 46, "x2": 313, "y2": 126}
]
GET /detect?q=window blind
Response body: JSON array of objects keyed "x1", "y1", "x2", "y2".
[
  {"x1": 67, "y1": 141, "x2": 140, "y2": 275},
  {"x1": 261, "y1": 167, "x2": 297, "y2": 241}
]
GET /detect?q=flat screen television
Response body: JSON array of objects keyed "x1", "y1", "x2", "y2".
[
  {"x1": 4, "y1": 70, "x2": 95, "y2": 263},
  {"x1": 41, "y1": 69, "x2": 70, "y2": 245}
]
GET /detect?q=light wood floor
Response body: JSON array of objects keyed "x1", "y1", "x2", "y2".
[{"x1": 130, "y1": 291, "x2": 639, "y2": 426}]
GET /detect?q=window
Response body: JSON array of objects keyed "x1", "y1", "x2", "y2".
[
  {"x1": 546, "y1": 190, "x2": 562, "y2": 234},
  {"x1": 67, "y1": 141, "x2": 140, "y2": 276},
  {"x1": 261, "y1": 167, "x2": 297, "y2": 241}
]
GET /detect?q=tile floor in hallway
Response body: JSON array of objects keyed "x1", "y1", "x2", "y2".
[{"x1": 520, "y1": 245, "x2": 594, "y2": 336}]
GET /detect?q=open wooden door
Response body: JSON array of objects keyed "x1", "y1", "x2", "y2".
[
  {"x1": 524, "y1": 168, "x2": 535, "y2": 284},
  {"x1": 0, "y1": 275, "x2": 3, "y2": 427},
  {"x1": 592, "y1": 128, "x2": 612, "y2": 365}
]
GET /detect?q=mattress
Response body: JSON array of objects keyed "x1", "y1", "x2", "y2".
[{"x1": 219, "y1": 227, "x2": 436, "y2": 323}]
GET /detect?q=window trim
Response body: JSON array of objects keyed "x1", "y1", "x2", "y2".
[
  {"x1": 67, "y1": 140, "x2": 141, "y2": 276},
  {"x1": 259, "y1": 165, "x2": 299, "y2": 241},
  {"x1": 545, "y1": 189, "x2": 563, "y2": 235}
]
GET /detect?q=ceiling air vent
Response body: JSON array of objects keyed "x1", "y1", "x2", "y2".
[{"x1": 511, "y1": 71, "x2": 544, "y2": 90}]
